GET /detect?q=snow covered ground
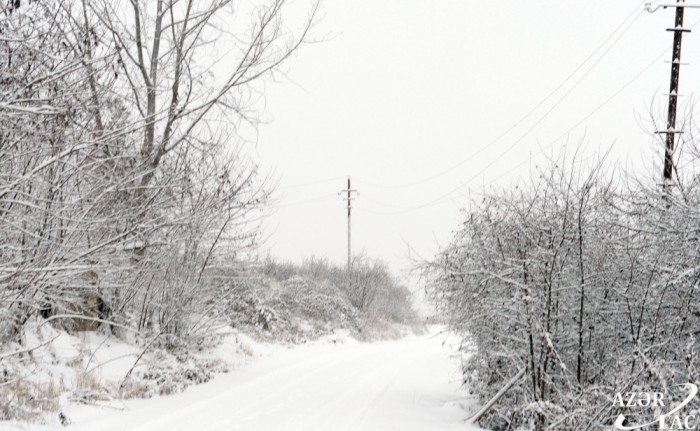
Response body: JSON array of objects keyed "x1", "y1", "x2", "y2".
[{"x1": 2, "y1": 329, "x2": 483, "y2": 431}]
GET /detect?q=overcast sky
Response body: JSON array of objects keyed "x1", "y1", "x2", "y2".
[{"x1": 248, "y1": 0, "x2": 700, "y2": 287}]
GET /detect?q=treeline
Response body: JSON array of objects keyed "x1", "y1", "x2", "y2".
[
  {"x1": 428, "y1": 153, "x2": 700, "y2": 430},
  {"x1": 0, "y1": 0, "x2": 316, "y2": 347},
  {"x1": 253, "y1": 255, "x2": 419, "y2": 338}
]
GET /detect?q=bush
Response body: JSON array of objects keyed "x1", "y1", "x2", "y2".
[
  {"x1": 428, "y1": 154, "x2": 700, "y2": 430},
  {"x1": 221, "y1": 256, "x2": 419, "y2": 342}
]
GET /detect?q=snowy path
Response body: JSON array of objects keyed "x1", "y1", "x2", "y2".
[{"x1": 9, "y1": 331, "x2": 482, "y2": 431}]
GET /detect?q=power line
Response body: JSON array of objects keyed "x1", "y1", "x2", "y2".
[
  {"x1": 278, "y1": 176, "x2": 346, "y2": 190},
  {"x1": 265, "y1": 195, "x2": 338, "y2": 209},
  {"x1": 267, "y1": 2, "x2": 665, "y2": 216},
  {"x1": 271, "y1": 2, "x2": 646, "y2": 198},
  {"x1": 474, "y1": 19, "x2": 700, "y2": 193},
  {"x1": 358, "y1": 40, "x2": 676, "y2": 216},
  {"x1": 354, "y1": 0, "x2": 648, "y2": 191},
  {"x1": 264, "y1": 176, "x2": 347, "y2": 209}
]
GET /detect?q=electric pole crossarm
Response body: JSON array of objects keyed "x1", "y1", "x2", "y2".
[
  {"x1": 661, "y1": 3, "x2": 700, "y2": 8},
  {"x1": 647, "y1": 2, "x2": 700, "y2": 13}
]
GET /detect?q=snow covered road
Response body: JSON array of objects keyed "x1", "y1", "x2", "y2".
[{"x1": 7, "y1": 331, "x2": 482, "y2": 431}]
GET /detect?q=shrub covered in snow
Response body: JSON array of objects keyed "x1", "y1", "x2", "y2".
[
  {"x1": 428, "y1": 153, "x2": 700, "y2": 430},
  {"x1": 220, "y1": 257, "x2": 419, "y2": 343}
]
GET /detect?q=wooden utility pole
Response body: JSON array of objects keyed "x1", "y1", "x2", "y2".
[
  {"x1": 648, "y1": 1, "x2": 697, "y2": 191},
  {"x1": 339, "y1": 177, "x2": 358, "y2": 285},
  {"x1": 664, "y1": 1, "x2": 686, "y2": 188}
]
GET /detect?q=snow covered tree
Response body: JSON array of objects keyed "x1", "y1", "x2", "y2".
[
  {"x1": 428, "y1": 150, "x2": 700, "y2": 430},
  {"x1": 0, "y1": 0, "x2": 319, "y2": 346}
]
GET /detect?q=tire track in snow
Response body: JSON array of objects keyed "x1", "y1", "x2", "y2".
[{"x1": 59, "y1": 332, "x2": 480, "y2": 431}]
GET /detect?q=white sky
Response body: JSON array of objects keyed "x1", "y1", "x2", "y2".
[{"x1": 248, "y1": 0, "x2": 700, "y2": 287}]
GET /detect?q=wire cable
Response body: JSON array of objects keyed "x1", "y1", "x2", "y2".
[
  {"x1": 278, "y1": 176, "x2": 346, "y2": 190},
  {"x1": 360, "y1": 40, "x2": 674, "y2": 216},
  {"x1": 354, "y1": 0, "x2": 648, "y2": 190}
]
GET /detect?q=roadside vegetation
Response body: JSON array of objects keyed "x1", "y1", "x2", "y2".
[
  {"x1": 0, "y1": 0, "x2": 419, "y2": 424},
  {"x1": 427, "y1": 147, "x2": 700, "y2": 430}
]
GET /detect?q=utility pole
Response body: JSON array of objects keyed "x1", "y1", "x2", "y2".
[
  {"x1": 647, "y1": 1, "x2": 698, "y2": 192},
  {"x1": 339, "y1": 177, "x2": 358, "y2": 286},
  {"x1": 663, "y1": 0, "x2": 686, "y2": 190}
]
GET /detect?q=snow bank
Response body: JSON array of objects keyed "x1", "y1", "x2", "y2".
[{"x1": 0, "y1": 318, "x2": 265, "y2": 426}]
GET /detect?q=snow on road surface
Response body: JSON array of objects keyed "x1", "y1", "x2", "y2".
[{"x1": 4, "y1": 330, "x2": 483, "y2": 431}]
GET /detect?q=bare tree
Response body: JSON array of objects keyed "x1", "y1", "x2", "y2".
[{"x1": 0, "y1": 0, "x2": 319, "y2": 348}]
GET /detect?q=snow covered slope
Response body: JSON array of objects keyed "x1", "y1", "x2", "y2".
[{"x1": 2, "y1": 330, "x2": 483, "y2": 431}]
